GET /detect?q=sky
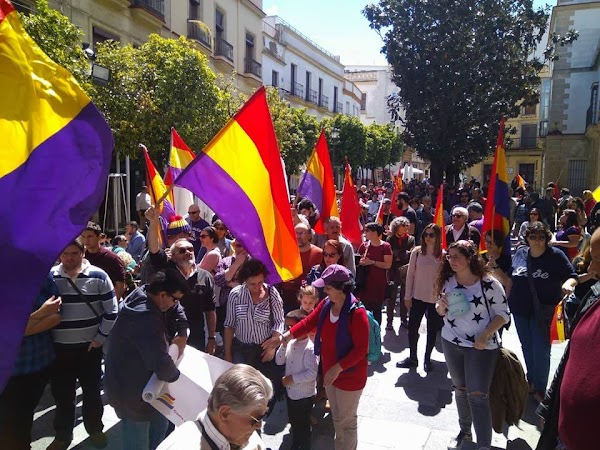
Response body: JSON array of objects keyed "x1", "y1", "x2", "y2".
[{"x1": 262, "y1": 0, "x2": 553, "y2": 66}]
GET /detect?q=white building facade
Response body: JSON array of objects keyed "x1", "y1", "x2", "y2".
[{"x1": 262, "y1": 16, "x2": 361, "y2": 121}]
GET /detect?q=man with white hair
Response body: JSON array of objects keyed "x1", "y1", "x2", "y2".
[
  {"x1": 445, "y1": 206, "x2": 481, "y2": 248},
  {"x1": 146, "y1": 206, "x2": 217, "y2": 354},
  {"x1": 157, "y1": 364, "x2": 273, "y2": 450},
  {"x1": 313, "y1": 216, "x2": 356, "y2": 276}
]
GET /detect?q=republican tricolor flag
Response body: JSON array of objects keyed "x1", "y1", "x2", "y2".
[
  {"x1": 172, "y1": 87, "x2": 301, "y2": 283},
  {"x1": 0, "y1": 0, "x2": 113, "y2": 390},
  {"x1": 296, "y1": 130, "x2": 339, "y2": 233},
  {"x1": 165, "y1": 128, "x2": 196, "y2": 216},
  {"x1": 481, "y1": 118, "x2": 511, "y2": 254}
]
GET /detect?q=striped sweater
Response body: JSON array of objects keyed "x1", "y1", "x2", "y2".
[{"x1": 51, "y1": 260, "x2": 118, "y2": 345}]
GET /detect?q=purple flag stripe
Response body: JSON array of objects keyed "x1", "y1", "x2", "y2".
[
  {"x1": 176, "y1": 155, "x2": 281, "y2": 283},
  {"x1": 296, "y1": 172, "x2": 324, "y2": 213},
  {"x1": 0, "y1": 102, "x2": 112, "y2": 390}
]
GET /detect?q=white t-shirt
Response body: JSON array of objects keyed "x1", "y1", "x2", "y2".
[{"x1": 441, "y1": 275, "x2": 509, "y2": 350}]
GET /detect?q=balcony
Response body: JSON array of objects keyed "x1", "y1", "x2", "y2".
[
  {"x1": 215, "y1": 37, "x2": 233, "y2": 62},
  {"x1": 505, "y1": 137, "x2": 539, "y2": 150},
  {"x1": 307, "y1": 89, "x2": 318, "y2": 104},
  {"x1": 335, "y1": 102, "x2": 343, "y2": 113},
  {"x1": 292, "y1": 82, "x2": 304, "y2": 99},
  {"x1": 130, "y1": 0, "x2": 164, "y2": 21},
  {"x1": 187, "y1": 20, "x2": 211, "y2": 50},
  {"x1": 244, "y1": 58, "x2": 262, "y2": 78},
  {"x1": 319, "y1": 94, "x2": 329, "y2": 109}
]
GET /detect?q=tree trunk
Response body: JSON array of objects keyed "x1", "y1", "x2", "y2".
[
  {"x1": 446, "y1": 165, "x2": 460, "y2": 187},
  {"x1": 429, "y1": 160, "x2": 444, "y2": 187}
]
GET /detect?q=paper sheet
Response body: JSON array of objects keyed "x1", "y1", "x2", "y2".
[
  {"x1": 143, "y1": 345, "x2": 233, "y2": 426},
  {"x1": 142, "y1": 344, "x2": 180, "y2": 402}
]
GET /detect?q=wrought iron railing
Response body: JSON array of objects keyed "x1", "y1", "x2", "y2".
[
  {"x1": 245, "y1": 58, "x2": 262, "y2": 77},
  {"x1": 131, "y1": 0, "x2": 164, "y2": 20},
  {"x1": 187, "y1": 20, "x2": 211, "y2": 49},
  {"x1": 292, "y1": 82, "x2": 304, "y2": 99},
  {"x1": 215, "y1": 37, "x2": 233, "y2": 62}
]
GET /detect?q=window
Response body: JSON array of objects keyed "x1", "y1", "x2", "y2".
[
  {"x1": 518, "y1": 164, "x2": 535, "y2": 187},
  {"x1": 361, "y1": 93, "x2": 367, "y2": 111},
  {"x1": 215, "y1": 9, "x2": 224, "y2": 38},
  {"x1": 345, "y1": 101, "x2": 350, "y2": 114},
  {"x1": 521, "y1": 104, "x2": 536, "y2": 116},
  {"x1": 318, "y1": 78, "x2": 323, "y2": 107},
  {"x1": 333, "y1": 86, "x2": 338, "y2": 112},
  {"x1": 483, "y1": 164, "x2": 493, "y2": 187},
  {"x1": 291, "y1": 64, "x2": 297, "y2": 94},
  {"x1": 520, "y1": 124, "x2": 537, "y2": 148},
  {"x1": 568, "y1": 160, "x2": 586, "y2": 196},
  {"x1": 271, "y1": 70, "x2": 279, "y2": 87},
  {"x1": 189, "y1": 0, "x2": 200, "y2": 19},
  {"x1": 245, "y1": 33, "x2": 255, "y2": 60},
  {"x1": 305, "y1": 71, "x2": 312, "y2": 101},
  {"x1": 92, "y1": 27, "x2": 119, "y2": 49}
]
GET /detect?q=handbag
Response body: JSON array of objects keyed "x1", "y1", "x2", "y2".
[{"x1": 526, "y1": 250, "x2": 560, "y2": 343}]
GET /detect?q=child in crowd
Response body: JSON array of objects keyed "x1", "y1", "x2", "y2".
[
  {"x1": 298, "y1": 285, "x2": 318, "y2": 314},
  {"x1": 276, "y1": 309, "x2": 319, "y2": 450}
]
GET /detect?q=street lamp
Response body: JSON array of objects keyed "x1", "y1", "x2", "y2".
[{"x1": 82, "y1": 43, "x2": 111, "y2": 86}]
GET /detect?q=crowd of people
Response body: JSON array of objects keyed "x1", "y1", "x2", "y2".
[{"x1": 2, "y1": 176, "x2": 600, "y2": 450}]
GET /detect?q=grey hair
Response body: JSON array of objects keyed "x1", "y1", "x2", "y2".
[
  {"x1": 390, "y1": 216, "x2": 410, "y2": 235},
  {"x1": 207, "y1": 364, "x2": 273, "y2": 415}
]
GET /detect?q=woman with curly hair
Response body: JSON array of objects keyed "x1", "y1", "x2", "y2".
[{"x1": 435, "y1": 240, "x2": 509, "y2": 450}]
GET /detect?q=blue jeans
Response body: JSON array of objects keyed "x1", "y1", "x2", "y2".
[
  {"x1": 442, "y1": 339, "x2": 499, "y2": 450},
  {"x1": 121, "y1": 411, "x2": 169, "y2": 450},
  {"x1": 513, "y1": 314, "x2": 551, "y2": 393}
]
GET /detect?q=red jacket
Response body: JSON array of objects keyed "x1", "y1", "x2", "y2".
[{"x1": 291, "y1": 299, "x2": 369, "y2": 391}]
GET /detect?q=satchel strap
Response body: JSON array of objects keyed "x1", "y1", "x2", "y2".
[{"x1": 66, "y1": 278, "x2": 101, "y2": 318}]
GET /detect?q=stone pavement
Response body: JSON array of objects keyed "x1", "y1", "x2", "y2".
[{"x1": 30, "y1": 310, "x2": 564, "y2": 450}]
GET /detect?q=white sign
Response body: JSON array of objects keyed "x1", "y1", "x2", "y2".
[{"x1": 143, "y1": 345, "x2": 233, "y2": 426}]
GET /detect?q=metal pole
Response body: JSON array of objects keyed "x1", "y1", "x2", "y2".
[
  {"x1": 125, "y1": 156, "x2": 131, "y2": 222},
  {"x1": 112, "y1": 175, "x2": 119, "y2": 234}
]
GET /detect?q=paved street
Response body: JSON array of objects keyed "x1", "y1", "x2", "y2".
[{"x1": 30, "y1": 310, "x2": 563, "y2": 450}]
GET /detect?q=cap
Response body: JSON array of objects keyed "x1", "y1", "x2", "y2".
[{"x1": 312, "y1": 264, "x2": 352, "y2": 288}]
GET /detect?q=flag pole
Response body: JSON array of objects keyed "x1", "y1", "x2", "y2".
[{"x1": 140, "y1": 143, "x2": 175, "y2": 207}]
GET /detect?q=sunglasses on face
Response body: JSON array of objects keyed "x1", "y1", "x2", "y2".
[
  {"x1": 423, "y1": 232, "x2": 436, "y2": 238},
  {"x1": 246, "y1": 411, "x2": 268, "y2": 426},
  {"x1": 177, "y1": 247, "x2": 194, "y2": 254},
  {"x1": 323, "y1": 252, "x2": 338, "y2": 258},
  {"x1": 452, "y1": 213, "x2": 464, "y2": 218},
  {"x1": 199, "y1": 235, "x2": 210, "y2": 239},
  {"x1": 188, "y1": 211, "x2": 200, "y2": 215},
  {"x1": 214, "y1": 227, "x2": 226, "y2": 231}
]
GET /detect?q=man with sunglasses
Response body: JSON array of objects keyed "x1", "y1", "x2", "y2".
[
  {"x1": 105, "y1": 269, "x2": 190, "y2": 450},
  {"x1": 185, "y1": 205, "x2": 209, "y2": 257},
  {"x1": 146, "y1": 206, "x2": 217, "y2": 355},
  {"x1": 445, "y1": 206, "x2": 481, "y2": 248}
]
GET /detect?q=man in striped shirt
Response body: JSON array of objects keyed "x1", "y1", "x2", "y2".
[{"x1": 48, "y1": 237, "x2": 118, "y2": 450}]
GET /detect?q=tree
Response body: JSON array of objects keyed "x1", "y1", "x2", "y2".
[
  {"x1": 364, "y1": 0, "x2": 549, "y2": 185},
  {"x1": 21, "y1": 0, "x2": 91, "y2": 90},
  {"x1": 323, "y1": 114, "x2": 367, "y2": 178},
  {"x1": 91, "y1": 35, "x2": 228, "y2": 163}
]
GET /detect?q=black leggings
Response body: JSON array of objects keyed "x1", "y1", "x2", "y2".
[{"x1": 408, "y1": 298, "x2": 443, "y2": 361}]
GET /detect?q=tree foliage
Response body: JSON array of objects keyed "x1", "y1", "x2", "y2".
[
  {"x1": 91, "y1": 35, "x2": 228, "y2": 163},
  {"x1": 364, "y1": 0, "x2": 550, "y2": 185},
  {"x1": 20, "y1": 0, "x2": 91, "y2": 89}
]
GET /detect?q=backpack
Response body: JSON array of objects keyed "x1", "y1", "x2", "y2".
[
  {"x1": 314, "y1": 299, "x2": 382, "y2": 364},
  {"x1": 351, "y1": 302, "x2": 382, "y2": 363}
]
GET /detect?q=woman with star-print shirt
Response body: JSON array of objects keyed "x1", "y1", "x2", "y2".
[{"x1": 435, "y1": 240, "x2": 509, "y2": 450}]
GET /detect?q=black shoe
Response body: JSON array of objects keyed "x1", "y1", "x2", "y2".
[
  {"x1": 424, "y1": 360, "x2": 433, "y2": 372},
  {"x1": 396, "y1": 357, "x2": 418, "y2": 368},
  {"x1": 447, "y1": 431, "x2": 472, "y2": 449},
  {"x1": 386, "y1": 323, "x2": 394, "y2": 331}
]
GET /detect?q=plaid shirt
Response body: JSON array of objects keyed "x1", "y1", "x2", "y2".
[{"x1": 12, "y1": 274, "x2": 58, "y2": 375}]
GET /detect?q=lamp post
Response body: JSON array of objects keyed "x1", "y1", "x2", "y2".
[{"x1": 82, "y1": 43, "x2": 111, "y2": 86}]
